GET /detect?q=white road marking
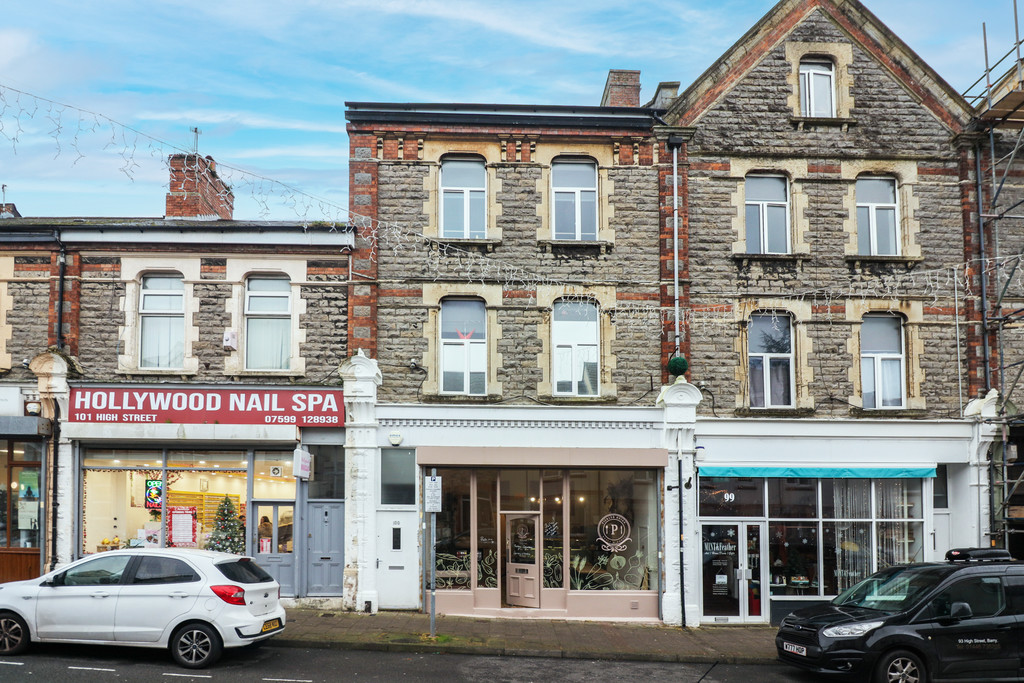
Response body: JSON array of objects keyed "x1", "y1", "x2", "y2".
[
  {"x1": 264, "y1": 679, "x2": 314, "y2": 682},
  {"x1": 69, "y1": 666, "x2": 117, "y2": 672},
  {"x1": 0, "y1": 661, "x2": 25, "y2": 666},
  {"x1": 162, "y1": 673, "x2": 212, "y2": 678}
]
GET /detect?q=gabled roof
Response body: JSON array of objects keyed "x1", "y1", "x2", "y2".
[{"x1": 664, "y1": 0, "x2": 974, "y2": 133}]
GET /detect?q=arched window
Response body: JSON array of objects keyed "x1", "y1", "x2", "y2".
[
  {"x1": 139, "y1": 273, "x2": 184, "y2": 369},
  {"x1": 440, "y1": 157, "x2": 486, "y2": 239},
  {"x1": 552, "y1": 300, "x2": 599, "y2": 396},
  {"x1": 245, "y1": 276, "x2": 291, "y2": 370},
  {"x1": 552, "y1": 159, "x2": 597, "y2": 241},
  {"x1": 861, "y1": 315, "x2": 904, "y2": 409},
  {"x1": 440, "y1": 299, "x2": 487, "y2": 395},
  {"x1": 856, "y1": 176, "x2": 900, "y2": 256},
  {"x1": 748, "y1": 313, "x2": 793, "y2": 408},
  {"x1": 799, "y1": 59, "x2": 835, "y2": 117},
  {"x1": 745, "y1": 174, "x2": 790, "y2": 254}
]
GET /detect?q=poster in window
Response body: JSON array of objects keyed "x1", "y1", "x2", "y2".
[{"x1": 167, "y1": 505, "x2": 197, "y2": 547}]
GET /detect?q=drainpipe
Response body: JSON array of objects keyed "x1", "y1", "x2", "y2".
[
  {"x1": 974, "y1": 146, "x2": 992, "y2": 391},
  {"x1": 668, "y1": 134, "x2": 685, "y2": 356},
  {"x1": 49, "y1": 401, "x2": 61, "y2": 570},
  {"x1": 55, "y1": 233, "x2": 67, "y2": 351}
]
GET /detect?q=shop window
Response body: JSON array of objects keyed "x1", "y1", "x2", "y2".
[
  {"x1": 552, "y1": 300, "x2": 599, "y2": 396},
  {"x1": 139, "y1": 273, "x2": 185, "y2": 369},
  {"x1": 253, "y1": 451, "x2": 297, "y2": 500},
  {"x1": 433, "y1": 468, "x2": 472, "y2": 589},
  {"x1": 768, "y1": 478, "x2": 816, "y2": 518},
  {"x1": 440, "y1": 299, "x2": 487, "y2": 395},
  {"x1": 500, "y1": 469, "x2": 540, "y2": 511},
  {"x1": 821, "y1": 478, "x2": 871, "y2": 519},
  {"x1": 245, "y1": 276, "x2": 291, "y2": 370},
  {"x1": 440, "y1": 157, "x2": 486, "y2": 239},
  {"x1": 552, "y1": 159, "x2": 597, "y2": 241},
  {"x1": 748, "y1": 313, "x2": 794, "y2": 408},
  {"x1": 769, "y1": 522, "x2": 819, "y2": 594},
  {"x1": 745, "y1": 175, "x2": 790, "y2": 254},
  {"x1": 568, "y1": 469, "x2": 658, "y2": 592},
  {"x1": 255, "y1": 504, "x2": 293, "y2": 554},
  {"x1": 799, "y1": 60, "x2": 835, "y2": 117},
  {"x1": 698, "y1": 477, "x2": 765, "y2": 517},
  {"x1": 861, "y1": 314, "x2": 905, "y2": 409},
  {"x1": 856, "y1": 177, "x2": 900, "y2": 256},
  {"x1": 307, "y1": 445, "x2": 345, "y2": 500},
  {"x1": 822, "y1": 521, "x2": 872, "y2": 594},
  {"x1": 80, "y1": 448, "x2": 248, "y2": 554},
  {"x1": 0, "y1": 441, "x2": 43, "y2": 549},
  {"x1": 476, "y1": 470, "x2": 498, "y2": 588},
  {"x1": 542, "y1": 470, "x2": 564, "y2": 589},
  {"x1": 380, "y1": 448, "x2": 415, "y2": 506}
]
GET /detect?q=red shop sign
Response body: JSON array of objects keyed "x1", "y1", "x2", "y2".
[{"x1": 69, "y1": 387, "x2": 344, "y2": 427}]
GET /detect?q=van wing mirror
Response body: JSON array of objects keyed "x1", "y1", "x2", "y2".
[{"x1": 949, "y1": 601, "x2": 973, "y2": 620}]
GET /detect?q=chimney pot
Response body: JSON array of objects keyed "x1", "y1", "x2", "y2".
[{"x1": 601, "y1": 70, "x2": 641, "y2": 108}]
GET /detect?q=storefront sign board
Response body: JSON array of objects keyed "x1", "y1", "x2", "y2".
[
  {"x1": 424, "y1": 475, "x2": 442, "y2": 512},
  {"x1": 69, "y1": 387, "x2": 344, "y2": 427}
]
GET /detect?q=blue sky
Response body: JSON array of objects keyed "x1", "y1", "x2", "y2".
[{"x1": 0, "y1": 0, "x2": 1015, "y2": 220}]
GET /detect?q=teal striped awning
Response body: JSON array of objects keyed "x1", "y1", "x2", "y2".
[{"x1": 698, "y1": 466, "x2": 935, "y2": 479}]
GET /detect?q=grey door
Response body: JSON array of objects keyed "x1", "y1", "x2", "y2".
[{"x1": 306, "y1": 502, "x2": 344, "y2": 595}]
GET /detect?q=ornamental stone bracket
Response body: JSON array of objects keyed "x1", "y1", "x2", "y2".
[{"x1": 340, "y1": 349, "x2": 383, "y2": 613}]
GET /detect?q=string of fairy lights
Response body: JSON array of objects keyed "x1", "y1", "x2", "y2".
[{"x1": 2, "y1": 82, "x2": 1023, "y2": 345}]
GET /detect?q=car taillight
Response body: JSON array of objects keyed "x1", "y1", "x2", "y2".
[{"x1": 211, "y1": 584, "x2": 246, "y2": 605}]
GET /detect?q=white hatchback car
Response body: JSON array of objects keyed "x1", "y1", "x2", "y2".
[{"x1": 0, "y1": 548, "x2": 285, "y2": 668}]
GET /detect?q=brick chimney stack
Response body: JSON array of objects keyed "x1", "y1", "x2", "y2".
[
  {"x1": 601, "y1": 70, "x2": 641, "y2": 108},
  {"x1": 0, "y1": 203, "x2": 20, "y2": 218},
  {"x1": 166, "y1": 154, "x2": 234, "y2": 220}
]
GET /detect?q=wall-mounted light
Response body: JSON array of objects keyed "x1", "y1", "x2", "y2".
[{"x1": 25, "y1": 401, "x2": 41, "y2": 416}]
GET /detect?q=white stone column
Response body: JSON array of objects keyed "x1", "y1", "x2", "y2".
[
  {"x1": 29, "y1": 352, "x2": 72, "y2": 569},
  {"x1": 657, "y1": 378, "x2": 702, "y2": 627},
  {"x1": 341, "y1": 350, "x2": 382, "y2": 613}
]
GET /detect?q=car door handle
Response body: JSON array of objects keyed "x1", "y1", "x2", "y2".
[
  {"x1": 168, "y1": 591, "x2": 190, "y2": 599},
  {"x1": 91, "y1": 591, "x2": 111, "y2": 598}
]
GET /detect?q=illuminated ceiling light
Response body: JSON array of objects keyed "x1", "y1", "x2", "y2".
[
  {"x1": 199, "y1": 460, "x2": 206, "y2": 464},
  {"x1": 113, "y1": 459, "x2": 121, "y2": 464},
  {"x1": 578, "y1": 497, "x2": 585, "y2": 502}
]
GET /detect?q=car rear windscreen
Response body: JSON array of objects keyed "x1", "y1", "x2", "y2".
[{"x1": 215, "y1": 558, "x2": 275, "y2": 583}]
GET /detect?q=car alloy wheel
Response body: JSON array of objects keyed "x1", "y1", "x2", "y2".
[
  {"x1": 0, "y1": 612, "x2": 29, "y2": 655},
  {"x1": 876, "y1": 649, "x2": 924, "y2": 683},
  {"x1": 171, "y1": 623, "x2": 222, "y2": 669}
]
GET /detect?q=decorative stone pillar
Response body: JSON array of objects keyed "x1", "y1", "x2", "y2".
[
  {"x1": 966, "y1": 389, "x2": 1000, "y2": 548},
  {"x1": 340, "y1": 350, "x2": 382, "y2": 613},
  {"x1": 657, "y1": 377, "x2": 702, "y2": 627},
  {"x1": 29, "y1": 351, "x2": 72, "y2": 569}
]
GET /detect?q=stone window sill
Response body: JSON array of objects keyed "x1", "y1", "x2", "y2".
[
  {"x1": 850, "y1": 408, "x2": 928, "y2": 419},
  {"x1": 731, "y1": 253, "x2": 807, "y2": 266},
  {"x1": 538, "y1": 239, "x2": 612, "y2": 255},
  {"x1": 789, "y1": 116, "x2": 857, "y2": 130},
  {"x1": 845, "y1": 255, "x2": 924, "y2": 269},
  {"x1": 733, "y1": 407, "x2": 815, "y2": 418},
  {"x1": 430, "y1": 237, "x2": 501, "y2": 253},
  {"x1": 538, "y1": 395, "x2": 618, "y2": 405}
]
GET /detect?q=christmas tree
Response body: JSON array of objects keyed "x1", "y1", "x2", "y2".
[{"x1": 207, "y1": 496, "x2": 245, "y2": 554}]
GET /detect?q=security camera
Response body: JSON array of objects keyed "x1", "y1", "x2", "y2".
[
  {"x1": 409, "y1": 359, "x2": 419, "y2": 369},
  {"x1": 21, "y1": 359, "x2": 29, "y2": 369}
]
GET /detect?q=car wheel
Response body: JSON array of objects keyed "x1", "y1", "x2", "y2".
[
  {"x1": 874, "y1": 649, "x2": 925, "y2": 683},
  {"x1": 0, "y1": 612, "x2": 29, "y2": 655},
  {"x1": 170, "y1": 622, "x2": 222, "y2": 669}
]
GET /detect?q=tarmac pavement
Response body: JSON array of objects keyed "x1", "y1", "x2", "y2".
[{"x1": 275, "y1": 608, "x2": 779, "y2": 665}]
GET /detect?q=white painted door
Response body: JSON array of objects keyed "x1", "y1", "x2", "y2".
[{"x1": 376, "y1": 511, "x2": 420, "y2": 608}]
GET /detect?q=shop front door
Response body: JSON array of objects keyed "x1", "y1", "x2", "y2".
[
  {"x1": 505, "y1": 514, "x2": 539, "y2": 608},
  {"x1": 253, "y1": 502, "x2": 295, "y2": 596},
  {"x1": 305, "y1": 502, "x2": 343, "y2": 595},
  {"x1": 701, "y1": 522, "x2": 765, "y2": 623}
]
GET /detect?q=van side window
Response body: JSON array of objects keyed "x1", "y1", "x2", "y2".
[
  {"x1": 1004, "y1": 575, "x2": 1024, "y2": 615},
  {"x1": 927, "y1": 577, "x2": 1004, "y2": 619}
]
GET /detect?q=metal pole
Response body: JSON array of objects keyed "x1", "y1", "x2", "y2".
[
  {"x1": 678, "y1": 456, "x2": 686, "y2": 628},
  {"x1": 672, "y1": 144, "x2": 681, "y2": 356},
  {"x1": 430, "y1": 467, "x2": 437, "y2": 639},
  {"x1": 955, "y1": 267, "x2": 964, "y2": 416}
]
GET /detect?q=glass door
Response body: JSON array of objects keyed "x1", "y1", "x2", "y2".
[
  {"x1": 700, "y1": 522, "x2": 765, "y2": 623},
  {"x1": 252, "y1": 502, "x2": 295, "y2": 595}
]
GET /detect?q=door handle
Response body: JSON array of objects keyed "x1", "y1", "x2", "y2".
[
  {"x1": 90, "y1": 591, "x2": 111, "y2": 598},
  {"x1": 168, "y1": 591, "x2": 189, "y2": 599}
]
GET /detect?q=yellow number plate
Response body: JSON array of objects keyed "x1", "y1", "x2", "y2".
[{"x1": 261, "y1": 618, "x2": 281, "y2": 633}]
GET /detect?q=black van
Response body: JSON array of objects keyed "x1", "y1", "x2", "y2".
[{"x1": 776, "y1": 548, "x2": 1024, "y2": 682}]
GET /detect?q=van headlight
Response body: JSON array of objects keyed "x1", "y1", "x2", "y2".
[{"x1": 822, "y1": 621, "x2": 884, "y2": 638}]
